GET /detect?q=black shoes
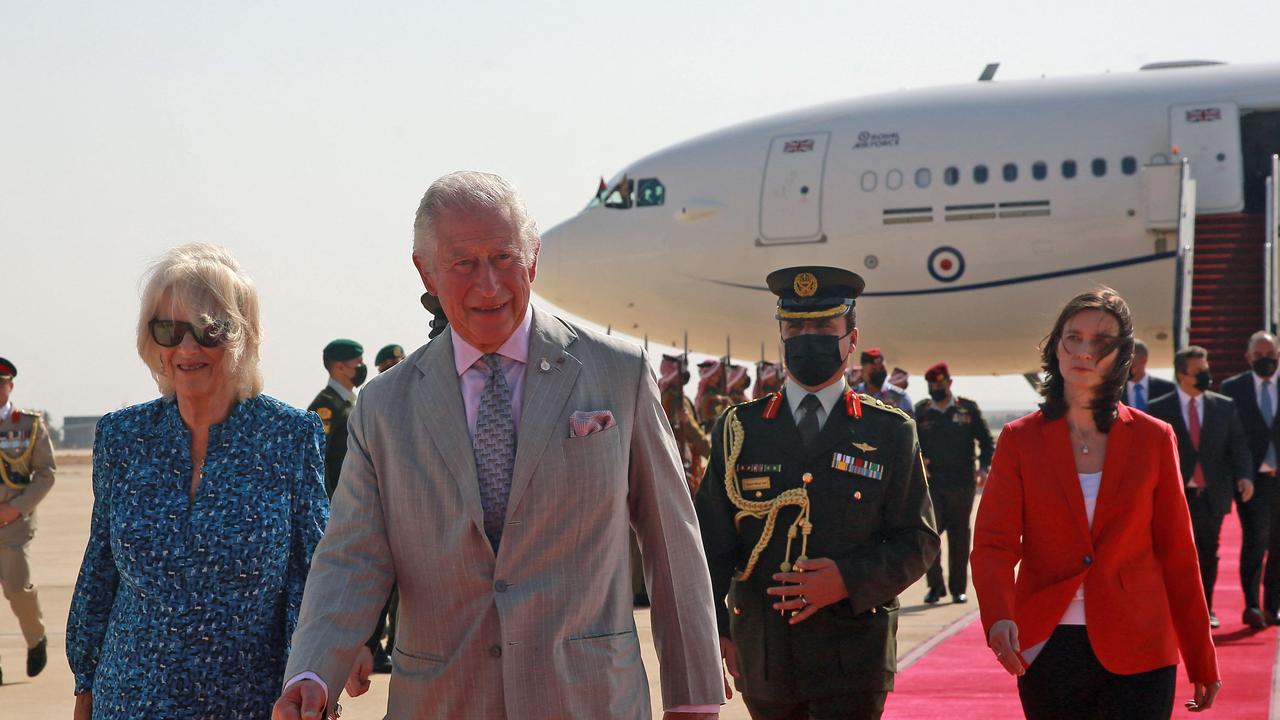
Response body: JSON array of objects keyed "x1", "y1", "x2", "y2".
[
  {"x1": 1209, "y1": 611, "x2": 1220, "y2": 629},
  {"x1": 953, "y1": 593, "x2": 969, "y2": 604},
  {"x1": 923, "y1": 587, "x2": 946, "y2": 604},
  {"x1": 1244, "y1": 606, "x2": 1268, "y2": 629},
  {"x1": 27, "y1": 636, "x2": 48, "y2": 677},
  {"x1": 372, "y1": 646, "x2": 393, "y2": 674}
]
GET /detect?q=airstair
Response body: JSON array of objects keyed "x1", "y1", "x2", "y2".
[{"x1": 1175, "y1": 155, "x2": 1280, "y2": 384}]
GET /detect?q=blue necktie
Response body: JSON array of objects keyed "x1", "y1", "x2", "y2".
[
  {"x1": 1263, "y1": 381, "x2": 1276, "y2": 468},
  {"x1": 473, "y1": 354, "x2": 516, "y2": 551},
  {"x1": 1133, "y1": 383, "x2": 1145, "y2": 411}
]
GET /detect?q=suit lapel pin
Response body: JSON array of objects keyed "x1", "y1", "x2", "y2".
[{"x1": 539, "y1": 358, "x2": 551, "y2": 372}]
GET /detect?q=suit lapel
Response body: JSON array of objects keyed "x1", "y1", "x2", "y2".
[
  {"x1": 413, "y1": 332, "x2": 485, "y2": 536},
  {"x1": 1094, "y1": 404, "x2": 1134, "y2": 539},
  {"x1": 1043, "y1": 415, "x2": 1093, "y2": 542},
  {"x1": 505, "y1": 307, "x2": 582, "y2": 520}
]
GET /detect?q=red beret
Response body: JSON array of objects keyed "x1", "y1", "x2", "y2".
[
  {"x1": 0, "y1": 356, "x2": 14, "y2": 379},
  {"x1": 860, "y1": 348, "x2": 884, "y2": 363},
  {"x1": 925, "y1": 362, "x2": 950, "y2": 382}
]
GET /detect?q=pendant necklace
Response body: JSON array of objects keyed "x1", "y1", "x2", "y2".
[{"x1": 1069, "y1": 423, "x2": 1091, "y2": 455}]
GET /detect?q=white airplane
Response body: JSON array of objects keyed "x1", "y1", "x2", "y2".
[{"x1": 536, "y1": 60, "x2": 1280, "y2": 376}]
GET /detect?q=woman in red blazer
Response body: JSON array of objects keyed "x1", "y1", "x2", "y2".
[{"x1": 971, "y1": 288, "x2": 1220, "y2": 718}]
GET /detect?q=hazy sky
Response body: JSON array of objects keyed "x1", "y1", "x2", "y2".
[{"x1": 5, "y1": 1, "x2": 1276, "y2": 422}]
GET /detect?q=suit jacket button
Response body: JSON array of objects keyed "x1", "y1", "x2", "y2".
[
  {"x1": 732, "y1": 607, "x2": 742, "y2": 616},
  {"x1": 1083, "y1": 554, "x2": 1093, "y2": 566},
  {"x1": 489, "y1": 644, "x2": 503, "y2": 657},
  {"x1": 495, "y1": 580, "x2": 509, "y2": 592}
]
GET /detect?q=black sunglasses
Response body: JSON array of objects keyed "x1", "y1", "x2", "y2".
[{"x1": 149, "y1": 319, "x2": 227, "y2": 348}]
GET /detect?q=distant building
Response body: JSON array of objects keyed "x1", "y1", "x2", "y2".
[{"x1": 61, "y1": 416, "x2": 102, "y2": 449}]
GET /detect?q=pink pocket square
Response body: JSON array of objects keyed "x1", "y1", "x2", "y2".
[{"x1": 569, "y1": 410, "x2": 616, "y2": 438}]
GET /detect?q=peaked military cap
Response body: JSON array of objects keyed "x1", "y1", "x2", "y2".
[
  {"x1": 0, "y1": 357, "x2": 14, "y2": 379},
  {"x1": 323, "y1": 339, "x2": 363, "y2": 364},
  {"x1": 376, "y1": 344, "x2": 404, "y2": 367},
  {"x1": 766, "y1": 265, "x2": 865, "y2": 321}
]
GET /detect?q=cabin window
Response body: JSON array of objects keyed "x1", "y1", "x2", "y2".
[
  {"x1": 915, "y1": 168, "x2": 932, "y2": 188},
  {"x1": 1002, "y1": 163, "x2": 1018, "y2": 182},
  {"x1": 861, "y1": 171, "x2": 878, "y2": 192},
  {"x1": 1092, "y1": 158, "x2": 1107, "y2": 177},
  {"x1": 973, "y1": 165, "x2": 989, "y2": 184},
  {"x1": 636, "y1": 178, "x2": 665, "y2": 207},
  {"x1": 1032, "y1": 161, "x2": 1048, "y2": 180},
  {"x1": 944, "y1": 166, "x2": 960, "y2": 186},
  {"x1": 1062, "y1": 160, "x2": 1078, "y2": 179},
  {"x1": 886, "y1": 169, "x2": 903, "y2": 190},
  {"x1": 1121, "y1": 156, "x2": 1138, "y2": 175}
]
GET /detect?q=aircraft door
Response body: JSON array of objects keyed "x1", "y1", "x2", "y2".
[
  {"x1": 758, "y1": 132, "x2": 830, "y2": 244},
  {"x1": 1169, "y1": 102, "x2": 1243, "y2": 213}
]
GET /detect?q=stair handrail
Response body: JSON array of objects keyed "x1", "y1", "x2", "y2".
[
  {"x1": 1173, "y1": 158, "x2": 1197, "y2": 352},
  {"x1": 1268, "y1": 154, "x2": 1279, "y2": 335}
]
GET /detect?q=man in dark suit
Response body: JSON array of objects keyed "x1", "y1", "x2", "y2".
[
  {"x1": 1219, "y1": 331, "x2": 1280, "y2": 628},
  {"x1": 1147, "y1": 346, "x2": 1253, "y2": 628},
  {"x1": 1125, "y1": 339, "x2": 1176, "y2": 412}
]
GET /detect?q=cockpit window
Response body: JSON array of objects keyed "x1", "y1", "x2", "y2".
[
  {"x1": 604, "y1": 177, "x2": 634, "y2": 209},
  {"x1": 636, "y1": 178, "x2": 665, "y2": 207}
]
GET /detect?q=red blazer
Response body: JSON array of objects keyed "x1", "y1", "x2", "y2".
[{"x1": 971, "y1": 404, "x2": 1218, "y2": 683}]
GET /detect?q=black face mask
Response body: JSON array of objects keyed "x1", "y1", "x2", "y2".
[
  {"x1": 784, "y1": 333, "x2": 849, "y2": 387},
  {"x1": 929, "y1": 387, "x2": 948, "y2": 402},
  {"x1": 1193, "y1": 371, "x2": 1212, "y2": 392},
  {"x1": 1253, "y1": 357, "x2": 1278, "y2": 378},
  {"x1": 352, "y1": 364, "x2": 368, "y2": 388},
  {"x1": 868, "y1": 369, "x2": 888, "y2": 388}
]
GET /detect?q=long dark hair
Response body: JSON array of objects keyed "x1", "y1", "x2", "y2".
[{"x1": 1038, "y1": 287, "x2": 1135, "y2": 432}]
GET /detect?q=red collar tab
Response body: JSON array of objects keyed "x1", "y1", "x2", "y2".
[
  {"x1": 763, "y1": 391, "x2": 784, "y2": 419},
  {"x1": 845, "y1": 389, "x2": 862, "y2": 419}
]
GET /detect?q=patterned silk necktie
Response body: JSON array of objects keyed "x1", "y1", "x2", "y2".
[
  {"x1": 797, "y1": 394, "x2": 822, "y2": 449},
  {"x1": 1263, "y1": 381, "x2": 1276, "y2": 468},
  {"x1": 474, "y1": 353, "x2": 516, "y2": 551},
  {"x1": 1133, "y1": 382, "x2": 1146, "y2": 411}
]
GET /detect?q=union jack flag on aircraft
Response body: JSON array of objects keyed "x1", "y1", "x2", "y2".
[{"x1": 783, "y1": 139, "x2": 815, "y2": 153}]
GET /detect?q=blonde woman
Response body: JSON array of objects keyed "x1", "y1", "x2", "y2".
[{"x1": 67, "y1": 244, "x2": 328, "y2": 719}]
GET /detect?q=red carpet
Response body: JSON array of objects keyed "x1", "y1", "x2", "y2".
[{"x1": 884, "y1": 512, "x2": 1275, "y2": 718}]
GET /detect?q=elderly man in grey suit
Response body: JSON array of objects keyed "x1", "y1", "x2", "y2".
[{"x1": 273, "y1": 171, "x2": 725, "y2": 720}]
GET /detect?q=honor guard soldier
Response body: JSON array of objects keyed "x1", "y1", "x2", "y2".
[
  {"x1": 308, "y1": 339, "x2": 366, "y2": 498},
  {"x1": 855, "y1": 348, "x2": 914, "y2": 416},
  {"x1": 659, "y1": 353, "x2": 711, "y2": 494},
  {"x1": 914, "y1": 362, "x2": 994, "y2": 605},
  {"x1": 695, "y1": 267, "x2": 939, "y2": 720},
  {"x1": 0, "y1": 357, "x2": 53, "y2": 684},
  {"x1": 375, "y1": 344, "x2": 405, "y2": 374}
]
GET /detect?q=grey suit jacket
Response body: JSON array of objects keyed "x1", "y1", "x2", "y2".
[{"x1": 285, "y1": 306, "x2": 725, "y2": 718}]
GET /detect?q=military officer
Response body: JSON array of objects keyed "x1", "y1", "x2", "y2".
[
  {"x1": 697, "y1": 358, "x2": 733, "y2": 433},
  {"x1": 375, "y1": 344, "x2": 405, "y2": 374},
  {"x1": 660, "y1": 353, "x2": 712, "y2": 493},
  {"x1": 854, "y1": 348, "x2": 914, "y2": 416},
  {"x1": 308, "y1": 339, "x2": 365, "y2": 499},
  {"x1": 695, "y1": 267, "x2": 939, "y2": 720},
  {"x1": 914, "y1": 362, "x2": 994, "y2": 605},
  {"x1": 0, "y1": 357, "x2": 53, "y2": 684}
]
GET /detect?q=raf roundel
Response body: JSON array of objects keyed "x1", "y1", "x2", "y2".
[{"x1": 927, "y1": 246, "x2": 966, "y2": 283}]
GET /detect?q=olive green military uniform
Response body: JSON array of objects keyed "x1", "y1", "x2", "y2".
[
  {"x1": 308, "y1": 383, "x2": 354, "y2": 499},
  {"x1": 0, "y1": 406, "x2": 55, "y2": 661},
  {"x1": 914, "y1": 394, "x2": 993, "y2": 599},
  {"x1": 696, "y1": 390, "x2": 938, "y2": 714}
]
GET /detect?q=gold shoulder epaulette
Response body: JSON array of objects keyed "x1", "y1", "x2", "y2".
[{"x1": 859, "y1": 393, "x2": 911, "y2": 420}]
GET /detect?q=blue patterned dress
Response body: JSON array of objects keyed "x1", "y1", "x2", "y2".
[{"x1": 67, "y1": 395, "x2": 329, "y2": 719}]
